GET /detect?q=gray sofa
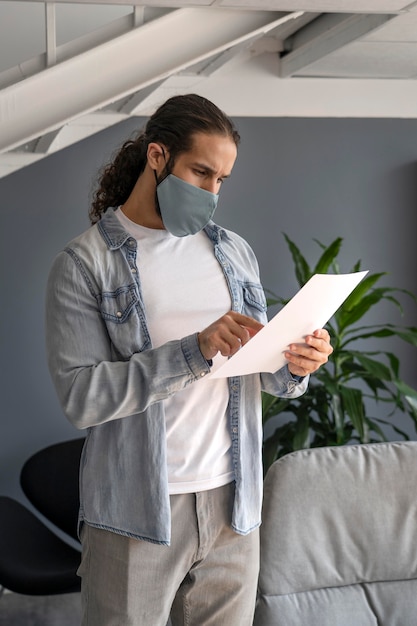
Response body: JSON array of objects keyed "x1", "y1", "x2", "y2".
[{"x1": 254, "y1": 441, "x2": 417, "y2": 626}]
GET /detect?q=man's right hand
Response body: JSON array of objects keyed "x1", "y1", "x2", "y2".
[{"x1": 198, "y1": 311, "x2": 264, "y2": 361}]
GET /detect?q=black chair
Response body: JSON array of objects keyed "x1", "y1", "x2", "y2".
[{"x1": 0, "y1": 438, "x2": 84, "y2": 596}]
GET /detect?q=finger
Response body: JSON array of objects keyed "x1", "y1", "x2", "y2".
[
  {"x1": 311, "y1": 329, "x2": 333, "y2": 350},
  {"x1": 286, "y1": 352, "x2": 321, "y2": 376},
  {"x1": 198, "y1": 317, "x2": 250, "y2": 359},
  {"x1": 289, "y1": 347, "x2": 330, "y2": 366},
  {"x1": 228, "y1": 311, "x2": 264, "y2": 334},
  {"x1": 246, "y1": 325, "x2": 260, "y2": 338},
  {"x1": 286, "y1": 342, "x2": 330, "y2": 367},
  {"x1": 286, "y1": 329, "x2": 333, "y2": 376},
  {"x1": 217, "y1": 323, "x2": 251, "y2": 354},
  {"x1": 312, "y1": 328, "x2": 330, "y2": 340},
  {"x1": 218, "y1": 336, "x2": 243, "y2": 357},
  {"x1": 212, "y1": 313, "x2": 252, "y2": 345},
  {"x1": 305, "y1": 335, "x2": 334, "y2": 356},
  {"x1": 219, "y1": 312, "x2": 263, "y2": 350},
  {"x1": 198, "y1": 312, "x2": 264, "y2": 360}
]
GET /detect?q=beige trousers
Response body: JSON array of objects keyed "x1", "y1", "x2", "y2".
[{"x1": 78, "y1": 482, "x2": 260, "y2": 626}]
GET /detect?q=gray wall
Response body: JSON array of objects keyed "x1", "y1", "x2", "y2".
[{"x1": 1, "y1": 116, "x2": 416, "y2": 502}]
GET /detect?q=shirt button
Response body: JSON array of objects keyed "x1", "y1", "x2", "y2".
[
  {"x1": 116, "y1": 311, "x2": 122, "y2": 318},
  {"x1": 200, "y1": 372, "x2": 206, "y2": 377},
  {"x1": 232, "y1": 427, "x2": 238, "y2": 434}
]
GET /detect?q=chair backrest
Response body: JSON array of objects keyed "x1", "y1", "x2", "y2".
[
  {"x1": 254, "y1": 441, "x2": 417, "y2": 626},
  {"x1": 20, "y1": 438, "x2": 85, "y2": 542}
]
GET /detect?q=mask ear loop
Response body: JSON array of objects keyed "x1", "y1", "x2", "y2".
[
  {"x1": 153, "y1": 145, "x2": 169, "y2": 219},
  {"x1": 154, "y1": 145, "x2": 169, "y2": 186}
]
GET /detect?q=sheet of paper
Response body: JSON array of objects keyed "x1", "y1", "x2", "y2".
[{"x1": 209, "y1": 271, "x2": 368, "y2": 379}]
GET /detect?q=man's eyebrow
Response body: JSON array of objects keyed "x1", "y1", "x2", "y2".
[{"x1": 192, "y1": 161, "x2": 232, "y2": 178}]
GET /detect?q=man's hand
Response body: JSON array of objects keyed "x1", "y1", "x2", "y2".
[
  {"x1": 285, "y1": 328, "x2": 333, "y2": 378},
  {"x1": 198, "y1": 311, "x2": 264, "y2": 361}
]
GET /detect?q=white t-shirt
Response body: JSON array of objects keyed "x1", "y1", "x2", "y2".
[{"x1": 116, "y1": 208, "x2": 234, "y2": 493}]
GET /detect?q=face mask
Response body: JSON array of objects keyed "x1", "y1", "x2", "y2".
[{"x1": 156, "y1": 173, "x2": 219, "y2": 237}]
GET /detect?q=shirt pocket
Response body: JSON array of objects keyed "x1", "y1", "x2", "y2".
[
  {"x1": 241, "y1": 282, "x2": 267, "y2": 319},
  {"x1": 99, "y1": 284, "x2": 150, "y2": 357}
]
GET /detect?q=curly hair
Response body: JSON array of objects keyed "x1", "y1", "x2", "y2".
[{"x1": 89, "y1": 94, "x2": 240, "y2": 224}]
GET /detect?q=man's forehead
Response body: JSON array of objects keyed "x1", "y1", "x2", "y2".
[{"x1": 184, "y1": 134, "x2": 237, "y2": 167}]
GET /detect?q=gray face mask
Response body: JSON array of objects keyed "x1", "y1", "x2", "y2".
[{"x1": 156, "y1": 173, "x2": 219, "y2": 237}]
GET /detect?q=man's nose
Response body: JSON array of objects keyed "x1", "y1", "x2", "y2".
[{"x1": 202, "y1": 179, "x2": 219, "y2": 194}]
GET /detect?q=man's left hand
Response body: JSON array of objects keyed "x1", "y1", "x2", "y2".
[{"x1": 285, "y1": 328, "x2": 333, "y2": 378}]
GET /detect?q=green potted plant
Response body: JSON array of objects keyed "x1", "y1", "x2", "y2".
[{"x1": 262, "y1": 234, "x2": 417, "y2": 473}]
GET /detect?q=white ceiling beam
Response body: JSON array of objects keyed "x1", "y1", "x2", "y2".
[
  {"x1": 45, "y1": 3, "x2": 57, "y2": 67},
  {"x1": 117, "y1": 81, "x2": 167, "y2": 115},
  {"x1": 31, "y1": 111, "x2": 130, "y2": 158},
  {"x1": 5, "y1": 0, "x2": 412, "y2": 7},
  {"x1": 182, "y1": 38, "x2": 261, "y2": 77},
  {"x1": 0, "y1": 12, "x2": 143, "y2": 91},
  {"x1": 133, "y1": 6, "x2": 145, "y2": 27},
  {"x1": 3, "y1": 70, "x2": 417, "y2": 179},
  {"x1": 124, "y1": 74, "x2": 210, "y2": 115},
  {"x1": 280, "y1": 12, "x2": 396, "y2": 77},
  {"x1": 9, "y1": 0, "x2": 150, "y2": 3},
  {"x1": 182, "y1": 11, "x2": 304, "y2": 76},
  {"x1": 35, "y1": 128, "x2": 61, "y2": 153},
  {"x1": 195, "y1": 52, "x2": 417, "y2": 118},
  {"x1": 44, "y1": 112, "x2": 129, "y2": 151},
  {"x1": 3, "y1": 0, "x2": 206, "y2": 3},
  {"x1": 0, "y1": 152, "x2": 44, "y2": 178},
  {"x1": 0, "y1": 8, "x2": 293, "y2": 153},
  {"x1": 103, "y1": 57, "x2": 417, "y2": 119}
]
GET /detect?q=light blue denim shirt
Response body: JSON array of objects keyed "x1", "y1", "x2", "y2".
[{"x1": 46, "y1": 208, "x2": 308, "y2": 545}]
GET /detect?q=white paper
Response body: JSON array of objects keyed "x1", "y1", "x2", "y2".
[{"x1": 209, "y1": 271, "x2": 368, "y2": 379}]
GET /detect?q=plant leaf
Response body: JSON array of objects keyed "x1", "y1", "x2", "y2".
[
  {"x1": 393, "y1": 380, "x2": 417, "y2": 414},
  {"x1": 313, "y1": 237, "x2": 343, "y2": 274},
  {"x1": 283, "y1": 233, "x2": 311, "y2": 286},
  {"x1": 341, "y1": 272, "x2": 386, "y2": 312},
  {"x1": 339, "y1": 386, "x2": 365, "y2": 440},
  {"x1": 348, "y1": 352, "x2": 393, "y2": 380},
  {"x1": 337, "y1": 290, "x2": 389, "y2": 331},
  {"x1": 392, "y1": 327, "x2": 417, "y2": 347},
  {"x1": 364, "y1": 418, "x2": 389, "y2": 441},
  {"x1": 292, "y1": 413, "x2": 310, "y2": 450}
]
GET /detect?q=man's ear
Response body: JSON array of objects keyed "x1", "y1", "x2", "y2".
[{"x1": 147, "y1": 142, "x2": 167, "y2": 170}]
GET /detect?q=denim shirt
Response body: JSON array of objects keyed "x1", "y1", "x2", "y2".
[{"x1": 46, "y1": 208, "x2": 308, "y2": 545}]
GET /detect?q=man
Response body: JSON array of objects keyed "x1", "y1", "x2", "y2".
[{"x1": 46, "y1": 94, "x2": 332, "y2": 626}]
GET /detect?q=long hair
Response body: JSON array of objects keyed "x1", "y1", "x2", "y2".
[{"x1": 89, "y1": 94, "x2": 240, "y2": 224}]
